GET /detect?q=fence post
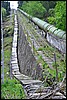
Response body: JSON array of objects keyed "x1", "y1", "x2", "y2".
[{"x1": 54, "y1": 53, "x2": 58, "y2": 81}]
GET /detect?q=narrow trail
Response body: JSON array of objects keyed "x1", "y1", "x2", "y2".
[
  {"x1": 10, "y1": 12, "x2": 44, "y2": 99},
  {"x1": 10, "y1": 11, "x2": 66, "y2": 99}
]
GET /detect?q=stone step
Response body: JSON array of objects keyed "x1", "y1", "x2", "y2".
[
  {"x1": 11, "y1": 54, "x2": 17, "y2": 57},
  {"x1": 26, "y1": 88, "x2": 37, "y2": 93},
  {"x1": 12, "y1": 68, "x2": 19, "y2": 71},
  {"x1": 11, "y1": 59, "x2": 17, "y2": 62},
  {"x1": 11, "y1": 63, "x2": 18, "y2": 67},
  {"x1": 12, "y1": 48, "x2": 16, "y2": 52},
  {"x1": 11, "y1": 63, "x2": 18, "y2": 66},
  {"x1": 13, "y1": 38, "x2": 17, "y2": 42},
  {"x1": 11, "y1": 57, "x2": 17, "y2": 60},
  {"x1": 12, "y1": 66, "x2": 19, "y2": 69},
  {"x1": 12, "y1": 51, "x2": 17, "y2": 54},
  {"x1": 24, "y1": 84, "x2": 40, "y2": 91},
  {"x1": 11, "y1": 58, "x2": 17, "y2": 61},
  {"x1": 37, "y1": 51, "x2": 54, "y2": 69},
  {"x1": 20, "y1": 80, "x2": 42, "y2": 85},
  {"x1": 29, "y1": 92, "x2": 46, "y2": 97},
  {"x1": 14, "y1": 74, "x2": 32, "y2": 80},
  {"x1": 12, "y1": 71, "x2": 21, "y2": 75},
  {"x1": 13, "y1": 43, "x2": 17, "y2": 47},
  {"x1": 11, "y1": 60, "x2": 17, "y2": 64},
  {"x1": 30, "y1": 84, "x2": 40, "y2": 88}
]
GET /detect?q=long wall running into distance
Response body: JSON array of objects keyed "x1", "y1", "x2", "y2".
[{"x1": 18, "y1": 8, "x2": 66, "y2": 54}]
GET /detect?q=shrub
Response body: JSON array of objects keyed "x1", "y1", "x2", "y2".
[{"x1": 21, "y1": 1, "x2": 47, "y2": 18}]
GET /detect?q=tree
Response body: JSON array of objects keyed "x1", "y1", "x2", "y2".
[
  {"x1": 49, "y1": 1, "x2": 56, "y2": 9},
  {"x1": 2, "y1": 7, "x2": 6, "y2": 20},
  {"x1": 55, "y1": 1, "x2": 66, "y2": 31},
  {"x1": 47, "y1": 1, "x2": 66, "y2": 31},
  {"x1": 40, "y1": 1, "x2": 56, "y2": 19},
  {"x1": 1, "y1": 1, "x2": 10, "y2": 16},
  {"x1": 40, "y1": 1, "x2": 49, "y2": 11},
  {"x1": 20, "y1": 1, "x2": 46, "y2": 18},
  {"x1": 18, "y1": 1, "x2": 23, "y2": 8},
  {"x1": 48, "y1": 8, "x2": 55, "y2": 17}
]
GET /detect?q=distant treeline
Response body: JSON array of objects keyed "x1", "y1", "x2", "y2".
[
  {"x1": 1, "y1": 1, "x2": 10, "y2": 20},
  {"x1": 18, "y1": 1, "x2": 66, "y2": 31}
]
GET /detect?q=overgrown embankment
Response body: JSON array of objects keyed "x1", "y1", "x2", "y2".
[
  {"x1": 17, "y1": 10, "x2": 66, "y2": 87},
  {"x1": 1, "y1": 14, "x2": 26, "y2": 99}
]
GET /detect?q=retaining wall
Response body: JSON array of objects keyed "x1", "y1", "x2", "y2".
[{"x1": 18, "y1": 21, "x2": 43, "y2": 80}]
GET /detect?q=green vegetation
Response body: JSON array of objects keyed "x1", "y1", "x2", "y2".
[
  {"x1": 40, "y1": 1, "x2": 56, "y2": 11},
  {"x1": 55, "y1": 1, "x2": 66, "y2": 30},
  {"x1": 20, "y1": 1, "x2": 46, "y2": 18},
  {"x1": 18, "y1": 1, "x2": 66, "y2": 31},
  {"x1": 1, "y1": 13, "x2": 26, "y2": 99},
  {"x1": 47, "y1": 1, "x2": 66, "y2": 31},
  {"x1": 1, "y1": 1, "x2": 66, "y2": 97},
  {"x1": 1, "y1": 1, "x2": 10, "y2": 16},
  {"x1": 18, "y1": 11, "x2": 66, "y2": 84},
  {"x1": 2, "y1": 7, "x2": 7, "y2": 20},
  {"x1": 1, "y1": 79, "x2": 26, "y2": 99}
]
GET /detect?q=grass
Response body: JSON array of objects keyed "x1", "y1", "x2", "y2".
[
  {"x1": 18, "y1": 11, "x2": 66, "y2": 84},
  {"x1": 1, "y1": 14, "x2": 26, "y2": 99},
  {"x1": 1, "y1": 78, "x2": 26, "y2": 99},
  {"x1": 38, "y1": 47, "x2": 44, "y2": 51}
]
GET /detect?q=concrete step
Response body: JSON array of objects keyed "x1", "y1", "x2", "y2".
[
  {"x1": 20, "y1": 79, "x2": 42, "y2": 85},
  {"x1": 12, "y1": 71, "x2": 21, "y2": 75},
  {"x1": 11, "y1": 60, "x2": 17, "y2": 64},
  {"x1": 14, "y1": 74, "x2": 32, "y2": 80},
  {"x1": 12, "y1": 66, "x2": 19, "y2": 70},
  {"x1": 12, "y1": 68, "x2": 19, "y2": 71}
]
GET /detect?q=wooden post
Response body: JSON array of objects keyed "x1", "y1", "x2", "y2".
[{"x1": 54, "y1": 53, "x2": 58, "y2": 81}]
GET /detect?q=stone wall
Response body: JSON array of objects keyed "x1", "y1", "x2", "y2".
[
  {"x1": 46, "y1": 32, "x2": 66, "y2": 54},
  {"x1": 18, "y1": 24, "x2": 43, "y2": 79}
]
